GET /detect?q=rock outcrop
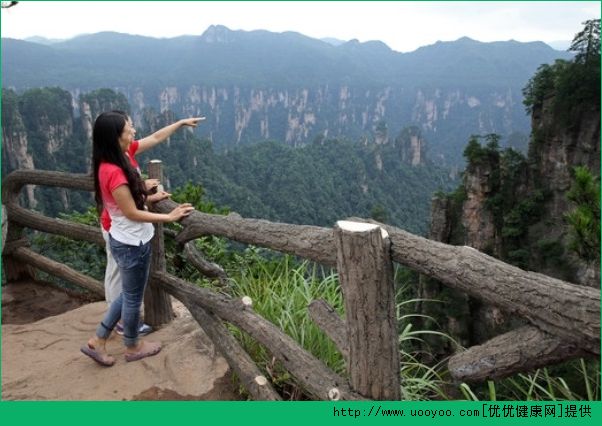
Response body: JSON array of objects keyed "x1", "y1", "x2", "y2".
[{"x1": 1, "y1": 283, "x2": 234, "y2": 401}]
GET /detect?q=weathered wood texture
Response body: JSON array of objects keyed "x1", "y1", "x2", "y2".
[
  {"x1": 153, "y1": 271, "x2": 364, "y2": 401},
  {"x1": 2, "y1": 226, "x2": 36, "y2": 282},
  {"x1": 183, "y1": 242, "x2": 229, "y2": 285},
  {"x1": 334, "y1": 223, "x2": 400, "y2": 400},
  {"x1": 185, "y1": 304, "x2": 282, "y2": 400},
  {"x1": 144, "y1": 161, "x2": 173, "y2": 326},
  {"x1": 308, "y1": 299, "x2": 349, "y2": 364},
  {"x1": 348, "y1": 218, "x2": 601, "y2": 355},
  {"x1": 2, "y1": 170, "x2": 93, "y2": 204},
  {"x1": 10, "y1": 247, "x2": 104, "y2": 296},
  {"x1": 153, "y1": 199, "x2": 337, "y2": 266},
  {"x1": 4, "y1": 204, "x2": 104, "y2": 246},
  {"x1": 1, "y1": 171, "x2": 98, "y2": 283},
  {"x1": 448, "y1": 325, "x2": 593, "y2": 382}
]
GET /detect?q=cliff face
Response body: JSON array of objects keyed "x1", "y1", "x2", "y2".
[
  {"x1": 530, "y1": 96, "x2": 601, "y2": 223},
  {"x1": 2, "y1": 94, "x2": 37, "y2": 207},
  {"x1": 420, "y1": 68, "x2": 601, "y2": 356},
  {"x1": 119, "y1": 84, "x2": 523, "y2": 162},
  {"x1": 527, "y1": 96, "x2": 601, "y2": 285},
  {"x1": 1, "y1": 115, "x2": 36, "y2": 207},
  {"x1": 461, "y1": 164, "x2": 499, "y2": 254},
  {"x1": 396, "y1": 126, "x2": 427, "y2": 166},
  {"x1": 1, "y1": 88, "x2": 86, "y2": 212}
]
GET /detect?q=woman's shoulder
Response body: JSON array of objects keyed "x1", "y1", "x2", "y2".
[{"x1": 99, "y1": 162, "x2": 126, "y2": 179}]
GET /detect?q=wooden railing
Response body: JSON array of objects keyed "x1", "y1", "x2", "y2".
[{"x1": 2, "y1": 167, "x2": 600, "y2": 400}]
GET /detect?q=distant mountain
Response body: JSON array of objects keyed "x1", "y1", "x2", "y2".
[
  {"x1": 320, "y1": 37, "x2": 347, "y2": 46},
  {"x1": 2, "y1": 25, "x2": 572, "y2": 164}
]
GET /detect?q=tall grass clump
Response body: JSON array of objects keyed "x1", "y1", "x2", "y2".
[
  {"x1": 191, "y1": 247, "x2": 345, "y2": 398},
  {"x1": 394, "y1": 266, "x2": 454, "y2": 400},
  {"x1": 459, "y1": 358, "x2": 600, "y2": 401}
]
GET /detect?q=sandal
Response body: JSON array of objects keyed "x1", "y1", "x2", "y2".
[
  {"x1": 80, "y1": 342, "x2": 115, "y2": 367},
  {"x1": 124, "y1": 341, "x2": 162, "y2": 362}
]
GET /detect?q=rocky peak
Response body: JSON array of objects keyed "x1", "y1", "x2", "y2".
[
  {"x1": 200, "y1": 25, "x2": 236, "y2": 44},
  {"x1": 461, "y1": 162, "x2": 499, "y2": 254},
  {"x1": 395, "y1": 126, "x2": 427, "y2": 166}
]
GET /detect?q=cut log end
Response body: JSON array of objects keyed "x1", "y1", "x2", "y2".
[
  {"x1": 328, "y1": 388, "x2": 341, "y2": 401},
  {"x1": 336, "y1": 220, "x2": 389, "y2": 239},
  {"x1": 254, "y1": 376, "x2": 268, "y2": 386}
]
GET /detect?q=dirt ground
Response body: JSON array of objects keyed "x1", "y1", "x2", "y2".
[{"x1": 1, "y1": 280, "x2": 243, "y2": 401}]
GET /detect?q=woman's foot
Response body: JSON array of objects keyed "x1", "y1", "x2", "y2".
[
  {"x1": 124, "y1": 340, "x2": 162, "y2": 362},
  {"x1": 80, "y1": 337, "x2": 115, "y2": 366}
]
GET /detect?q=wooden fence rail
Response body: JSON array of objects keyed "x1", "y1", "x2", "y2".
[{"x1": 2, "y1": 168, "x2": 599, "y2": 399}]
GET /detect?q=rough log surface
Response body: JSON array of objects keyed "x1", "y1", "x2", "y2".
[
  {"x1": 5, "y1": 204, "x2": 104, "y2": 246},
  {"x1": 308, "y1": 299, "x2": 349, "y2": 363},
  {"x1": 153, "y1": 199, "x2": 336, "y2": 266},
  {"x1": 448, "y1": 325, "x2": 593, "y2": 382},
  {"x1": 334, "y1": 223, "x2": 400, "y2": 400},
  {"x1": 348, "y1": 218, "x2": 600, "y2": 355},
  {"x1": 2, "y1": 170, "x2": 93, "y2": 205},
  {"x1": 11, "y1": 247, "x2": 104, "y2": 296},
  {"x1": 185, "y1": 304, "x2": 282, "y2": 400},
  {"x1": 153, "y1": 271, "x2": 364, "y2": 401},
  {"x1": 183, "y1": 242, "x2": 229, "y2": 285},
  {"x1": 144, "y1": 161, "x2": 173, "y2": 326},
  {"x1": 2, "y1": 226, "x2": 36, "y2": 282}
]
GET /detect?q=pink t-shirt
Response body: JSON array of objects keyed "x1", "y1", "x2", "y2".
[
  {"x1": 99, "y1": 145, "x2": 154, "y2": 246},
  {"x1": 100, "y1": 140, "x2": 140, "y2": 231}
]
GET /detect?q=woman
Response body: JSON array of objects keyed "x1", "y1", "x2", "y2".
[
  {"x1": 101, "y1": 111, "x2": 204, "y2": 336},
  {"x1": 81, "y1": 111, "x2": 194, "y2": 366}
]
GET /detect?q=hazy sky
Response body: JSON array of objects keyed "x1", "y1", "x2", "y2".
[{"x1": 1, "y1": 1, "x2": 600, "y2": 52}]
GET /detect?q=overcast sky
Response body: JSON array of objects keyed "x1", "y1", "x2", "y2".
[{"x1": 1, "y1": 1, "x2": 599, "y2": 52}]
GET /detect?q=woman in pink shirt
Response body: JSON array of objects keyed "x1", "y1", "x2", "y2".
[
  {"x1": 81, "y1": 111, "x2": 194, "y2": 366},
  {"x1": 101, "y1": 110, "x2": 203, "y2": 336}
]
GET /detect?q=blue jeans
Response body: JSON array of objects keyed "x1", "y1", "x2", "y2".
[{"x1": 96, "y1": 234, "x2": 152, "y2": 347}]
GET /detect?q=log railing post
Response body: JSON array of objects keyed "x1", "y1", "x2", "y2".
[
  {"x1": 2, "y1": 221, "x2": 36, "y2": 282},
  {"x1": 144, "y1": 160, "x2": 174, "y2": 326},
  {"x1": 334, "y1": 220, "x2": 401, "y2": 400},
  {"x1": 2, "y1": 203, "x2": 36, "y2": 283}
]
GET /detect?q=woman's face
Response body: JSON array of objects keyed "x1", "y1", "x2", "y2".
[{"x1": 118, "y1": 118, "x2": 136, "y2": 152}]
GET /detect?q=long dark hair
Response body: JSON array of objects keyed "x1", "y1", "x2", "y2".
[{"x1": 92, "y1": 111, "x2": 148, "y2": 214}]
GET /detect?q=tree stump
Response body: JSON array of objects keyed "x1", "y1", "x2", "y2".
[{"x1": 334, "y1": 220, "x2": 400, "y2": 400}]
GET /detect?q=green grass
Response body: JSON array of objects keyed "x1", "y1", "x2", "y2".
[
  {"x1": 459, "y1": 358, "x2": 600, "y2": 401},
  {"x1": 190, "y1": 250, "x2": 453, "y2": 400}
]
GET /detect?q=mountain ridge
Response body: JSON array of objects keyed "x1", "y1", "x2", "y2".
[{"x1": 2, "y1": 26, "x2": 572, "y2": 164}]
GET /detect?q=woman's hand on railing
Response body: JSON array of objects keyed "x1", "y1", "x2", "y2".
[
  {"x1": 147, "y1": 190, "x2": 171, "y2": 204},
  {"x1": 168, "y1": 203, "x2": 195, "y2": 222}
]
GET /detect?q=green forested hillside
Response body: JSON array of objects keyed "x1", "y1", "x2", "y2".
[{"x1": 140, "y1": 137, "x2": 454, "y2": 233}]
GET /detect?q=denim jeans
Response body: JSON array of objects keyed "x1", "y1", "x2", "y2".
[{"x1": 96, "y1": 234, "x2": 152, "y2": 347}]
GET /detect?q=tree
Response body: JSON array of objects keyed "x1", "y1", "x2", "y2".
[
  {"x1": 522, "y1": 62, "x2": 562, "y2": 114},
  {"x1": 463, "y1": 136, "x2": 483, "y2": 166},
  {"x1": 569, "y1": 19, "x2": 601, "y2": 65},
  {"x1": 565, "y1": 166, "x2": 600, "y2": 263}
]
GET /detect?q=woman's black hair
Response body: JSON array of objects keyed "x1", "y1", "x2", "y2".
[{"x1": 92, "y1": 111, "x2": 148, "y2": 214}]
